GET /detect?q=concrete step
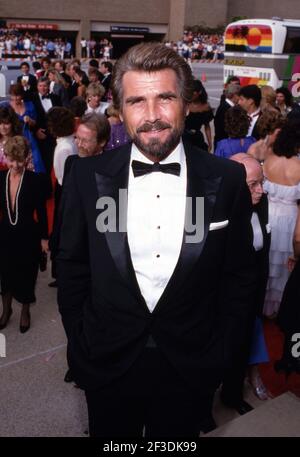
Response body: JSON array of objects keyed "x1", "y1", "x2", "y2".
[{"x1": 206, "y1": 392, "x2": 300, "y2": 437}]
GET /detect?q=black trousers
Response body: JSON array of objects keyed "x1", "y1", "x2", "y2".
[{"x1": 85, "y1": 347, "x2": 214, "y2": 438}]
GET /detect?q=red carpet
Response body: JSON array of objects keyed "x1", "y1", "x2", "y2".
[
  {"x1": 260, "y1": 320, "x2": 300, "y2": 398},
  {"x1": 47, "y1": 170, "x2": 56, "y2": 233},
  {"x1": 47, "y1": 197, "x2": 54, "y2": 234}
]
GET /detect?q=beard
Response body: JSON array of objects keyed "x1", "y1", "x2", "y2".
[{"x1": 130, "y1": 119, "x2": 185, "y2": 160}]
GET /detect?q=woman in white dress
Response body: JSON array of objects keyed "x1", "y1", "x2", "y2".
[{"x1": 263, "y1": 119, "x2": 300, "y2": 318}]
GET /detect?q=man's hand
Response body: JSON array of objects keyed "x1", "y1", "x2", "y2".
[
  {"x1": 287, "y1": 255, "x2": 298, "y2": 272},
  {"x1": 41, "y1": 239, "x2": 49, "y2": 253},
  {"x1": 36, "y1": 128, "x2": 47, "y2": 140}
]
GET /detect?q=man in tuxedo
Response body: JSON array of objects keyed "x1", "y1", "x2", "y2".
[
  {"x1": 17, "y1": 62, "x2": 37, "y2": 101},
  {"x1": 221, "y1": 153, "x2": 271, "y2": 413},
  {"x1": 238, "y1": 85, "x2": 262, "y2": 140},
  {"x1": 57, "y1": 43, "x2": 256, "y2": 437},
  {"x1": 31, "y1": 77, "x2": 61, "y2": 196},
  {"x1": 214, "y1": 83, "x2": 240, "y2": 148}
]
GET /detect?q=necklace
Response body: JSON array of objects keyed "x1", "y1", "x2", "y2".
[{"x1": 5, "y1": 168, "x2": 25, "y2": 226}]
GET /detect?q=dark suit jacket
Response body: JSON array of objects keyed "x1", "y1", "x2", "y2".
[
  {"x1": 31, "y1": 93, "x2": 61, "y2": 175},
  {"x1": 214, "y1": 100, "x2": 231, "y2": 147},
  {"x1": 100, "y1": 73, "x2": 112, "y2": 100},
  {"x1": 31, "y1": 93, "x2": 61, "y2": 130},
  {"x1": 251, "y1": 112, "x2": 262, "y2": 140},
  {"x1": 253, "y1": 193, "x2": 271, "y2": 315},
  {"x1": 60, "y1": 71, "x2": 72, "y2": 87},
  {"x1": 69, "y1": 80, "x2": 79, "y2": 100},
  {"x1": 17, "y1": 73, "x2": 37, "y2": 101},
  {"x1": 57, "y1": 141, "x2": 256, "y2": 392}
]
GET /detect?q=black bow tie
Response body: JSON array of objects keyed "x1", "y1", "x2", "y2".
[
  {"x1": 131, "y1": 160, "x2": 181, "y2": 178},
  {"x1": 42, "y1": 94, "x2": 50, "y2": 100}
]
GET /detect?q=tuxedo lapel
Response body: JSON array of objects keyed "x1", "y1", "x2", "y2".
[
  {"x1": 153, "y1": 146, "x2": 222, "y2": 312},
  {"x1": 255, "y1": 193, "x2": 270, "y2": 250},
  {"x1": 94, "y1": 148, "x2": 143, "y2": 302},
  {"x1": 94, "y1": 144, "x2": 222, "y2": 311}
]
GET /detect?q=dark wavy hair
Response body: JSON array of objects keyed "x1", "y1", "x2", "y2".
[
  {"x1": 0, "y1": 105, "x2": 22, "y2": 138},
  {"x1": 47, "y1": 107, "x2": 75, "y2": 138},
  {"x1": 9, "y1": 83, "x2": 25, "y2": 97},
  {"x1": 276, "y1": 87, "x2": 293, "y2": 107},
  {"x1": 224, "y1": 105, "x2": 250, "y2": 138},
  {"x1": 69, "y1": 96, "x2": 87, "y2": 118},
  {"x1": 192, "y1": 79, "x2": 208, "y2": 104},
  {"x1": 273, "y1": 119, "x2": 300, "y2": 157},
  {"x1": 111, "y1": 42, "x2": 194, "y2": 111}
]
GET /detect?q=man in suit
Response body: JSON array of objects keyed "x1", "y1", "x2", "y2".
[
  {"x1": 238, "y1": 85, "x2": 262, "y2": 140},
  {"x1": 31, "y1": 76, "x2": 61, "y2": 196},
  {"x1": 221, "y1": 153, "x2": 271, "y2": 412},
  {"x1": 214, "y1": 83, "x2": 240, "y2": 148},
  {"x1": 67, "y1": 62, "x2": 80, "y2": 100},
  {"x1": 100, "y1": 61, "x2": 113, "y2": 101},
  {"x1": 17, "y1": 62, "x2": 37, "y2": 101},
  {"x1": 57, "y1": 42, "x2": 256, "y2": 438},
  {"x1": 54, "y1": 60, "x2": 72, "y2": 89}
]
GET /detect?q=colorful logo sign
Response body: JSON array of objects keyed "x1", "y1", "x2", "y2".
[{"x1": 225, "y1": 24, "x2": 272, "y2": 53}]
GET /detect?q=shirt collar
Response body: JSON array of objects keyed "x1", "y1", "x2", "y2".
[
  {"x1": 131, "y1": 139, "x2": 185, "y2": 168},
  {"x1": 225, "y1": 98, "x2": 235, "y2": 107},
  {"x1": 56, "y1": 135, "x2": 75, "y2": 143},
  {"x1": 250, "y1": 108, "x2": 261, "y2": 118}
]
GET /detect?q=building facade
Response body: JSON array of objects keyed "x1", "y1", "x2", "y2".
[{"x1": 1, "y1": 0, "x2": 300, "y2": 57}]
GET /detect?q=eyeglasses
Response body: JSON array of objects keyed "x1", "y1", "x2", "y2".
[
  {"x1": 247, "y1": 180, "x2": 264, "y2": 191},
  {"x1": 74, "y1": 135, "x2": 97, "y2": 146}
]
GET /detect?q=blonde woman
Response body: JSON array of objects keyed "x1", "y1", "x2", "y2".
[
  {"x1": 260, "y1": 86, "x2": 279, "y2": 113},
  {"x1": 48, "y1": 69, "x2": 70, "y2": 107},
  {"x1": 85, "y1": 82, "x2": 109, "y2": 115},
  {"x1": 0, "y1": 136, "x2": 48, "y2": 333}
]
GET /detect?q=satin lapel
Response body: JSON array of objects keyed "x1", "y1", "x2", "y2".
[
  {"x1": 94, "y1": 153, "x2": 142, "y2": 300},
  {"x1": 154, "y1": 148, "x2": 222, "y2": 311}
]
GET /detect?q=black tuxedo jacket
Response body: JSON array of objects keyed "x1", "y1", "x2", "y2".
[
  {"x1": 253, "y1": 193, "x2": 271, "y2": 315},
  {"x1": 214, "y1": 100, "x2": 231, "y2": 147},
  {"x1": 57, "y1": 141, "x2": 256, "y2": 392},
  {"x1": 31, "y1": 93, "x2": 61, "y2": 130},
  {"x1": 17, "y1": 73, "x2": 37, "y2": 100},
  {"x1": 251, "y1": 112, "x2": 262, "y2": 140},
  {"x1": 100, "y1": 73, "x2": 112, "y2": 100}
]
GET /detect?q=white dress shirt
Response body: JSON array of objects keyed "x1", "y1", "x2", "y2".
[
  {"x1": 225, "y1": 98, "x2": 235, "y2": 107},
  {"x1": 248, "y1": 108, "x2": 261, "y2": 137},
  {"x1": 127, "y1": 141, "x2": 187, "y2": 312},
  {"x1": 85, "y1": 102, "x2": 109, "y2": 115},
  {"x1": 251, "y1": 212, "x2": 264, "y2": 251},
  {"x1": 53, "y1": 135, "x2": 78, "y2": 185},
  {"x1": 39, "y1": 93, "x2": 52, "y2": 113}
]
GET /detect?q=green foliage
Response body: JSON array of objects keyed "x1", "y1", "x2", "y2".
[
  {"x1": 185, "y1": 23, "x2": 226, "y2": 35},
  {"x1": 230, "y1": 16, "x2": 248, "y2": 23}
]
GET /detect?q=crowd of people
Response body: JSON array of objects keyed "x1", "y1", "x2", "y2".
[
  {"x1": 165, "y1": 29, "x2": 225, "y2": 61},
  {"x1": 0, "y1": 27, "x2": 222, "y2": 62},
  {"x1": 0, "y1": 42, "x2": 299, "y2": 437},
  {"x1": 0, "y1": 28, "x2": 73, "y2": 59}
]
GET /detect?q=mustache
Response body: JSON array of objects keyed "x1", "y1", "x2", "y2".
[{"x1": 136, "y1": 121, "x2": 171, "y2": 133}]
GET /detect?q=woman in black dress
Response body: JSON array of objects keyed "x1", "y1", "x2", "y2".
[
  {"x1": 184, "y1": 79, "x2": 214, "y2": 151},
  {"x1": 0, "y1": 136, "x2": 48, "y2": 333}
]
